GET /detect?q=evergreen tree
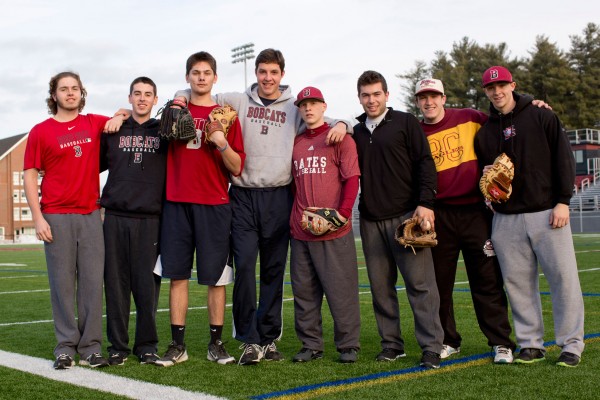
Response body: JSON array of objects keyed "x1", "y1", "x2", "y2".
[
  {"x1": 568, "y1": 23, "x2": 600, "y2": 128},
  {"x1": 525, "y1": 35, "x2": 575, "y2": 126},
  {"x1": 397, "y1": 60, "x2": 429, "y2": 116}
]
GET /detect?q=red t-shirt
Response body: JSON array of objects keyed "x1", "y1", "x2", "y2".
[
  {"x1": 23, "y1": 114, "x2": 109, "y2": 214},
  {"x1": 290, "y1": 127, "x2": 360, "y2": 241},
  {"x1": 166, "y1": 103, "x2": 245, "y2": 205}
]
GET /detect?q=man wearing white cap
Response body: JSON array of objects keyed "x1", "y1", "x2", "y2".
[
  {"x1": 289, "y1": 86, "x2": 361, "y2": 364},
  {"x1": 414, "y1": 78, "x2": 515, "y2": 364},
  {"x1": 475, "y1": 66, "x2": 584, "y2": 367}
]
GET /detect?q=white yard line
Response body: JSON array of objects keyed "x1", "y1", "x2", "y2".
[{"x1": 0, "y1": 350, "x2": 224, "y2": 400}]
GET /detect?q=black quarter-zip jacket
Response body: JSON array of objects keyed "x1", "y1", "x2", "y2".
[{"x1": 353, "y1": 108, "x2": 437, "y2": 221}]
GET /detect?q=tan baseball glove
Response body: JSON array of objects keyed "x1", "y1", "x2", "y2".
[
  {"x1": 479, "y1": 153, "x2": 514, "y2": 203},
  {"x1": 394, "y1": 217, "x2": 438, "y2": 254},
  {"x1": 204, "y1": 104, "x2": 238, "y2": 144},
  {"x1": 301, "y1": 207, "x2": 348, "y2": 236}
]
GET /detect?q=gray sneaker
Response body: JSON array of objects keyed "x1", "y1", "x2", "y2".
[
  {"x1": 238, "y1": 343, "x2": 264, "y2": 365},
  {"x1": 207, "y1": 340, "x2": 235, "y2": 365},
  {"x1": 155, "y1": 341, "x2": 188, "y2": 367},
  {"x1": 292, "y1": 348, "x2": 323, "y2": 363},
  {"x1": 339, "y1": 348, "x2": 358, "y2": 363},
  {"x1": 80, "y1": 353, "x2": 109, "y2": 368}
]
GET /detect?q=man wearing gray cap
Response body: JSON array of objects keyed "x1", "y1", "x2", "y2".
[{"x1": 475, "y1": 66, "x2": 584, "y2": 367}]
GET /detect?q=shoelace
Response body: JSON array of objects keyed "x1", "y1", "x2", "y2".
[{"x1": 496, "y1": 347, "x2": 510, "y2": 355}]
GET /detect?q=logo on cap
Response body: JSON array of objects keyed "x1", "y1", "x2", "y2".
[{"x1": 490, "y1": 70, "x2": 499, "y2": 79}]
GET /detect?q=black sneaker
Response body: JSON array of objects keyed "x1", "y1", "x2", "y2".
[
  {"x1": 263, "y1": 342, "x2": 284, "y2": 361},
  {"x1": 514, "y1": 348, "x2": 545, "y2": 364},
  {"x1": 139, "y1": 353, "x2": 160, "y2": 365},
  {"x1": 556, "y1": 352, "x2": 580, "y2": 367},
  {"x1": 155, "y1": 341, "x2": 188, "y2": 367},
  {"x1": 53, "y1": 354, "x2": 75, "y2": 370},
  {"x1": 80, "y1": 353, "x2": 109, "y2": 368},
  {"x1": 238, "y1": 343, "x2": 264, "y2": 365},
  {"x1": 108, "y1": 353, "x2": 127, "y2": 366},
  {"x1": 376, "y1": 348, "x2": 406, "y2": 362},
  {"x1": 292, "y1": 348, "x2": 323, "y2": 363},
  {"x1": 420, "y1": 351, "x2": 441, "y2": 369},
  {"x1": 207, "y1": 340, "x2": 235, "y2": 365},
  {"x1": 339, "y1": 348, "x2": 358, "y2": 363}
]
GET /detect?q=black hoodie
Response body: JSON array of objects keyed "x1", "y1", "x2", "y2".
[
  {"x1": 100, "y1": 116, "x2": 168, "y2": 217},
  {"x1": 474, "y1": 92, "x2": 575, "y2": 214}
]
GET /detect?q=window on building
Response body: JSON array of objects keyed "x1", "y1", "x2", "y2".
[
  {"x1": 13, "y1": 171, "x2": 21, "y2": 185},
  {"x1": 0, "y1": 226, "x2": 4, "y2": 240},
  {"x1": 13, "y1": 190, "x2": 19, "y2": 203},
  {"x1": 23, "y1": 227, "x2": 36, "y2": 235},
  {"x1": 14, "y1": 208, "x2": 20, "y2": 221},
  {"x1": 20, "y1": 190, "x2": 26, "y2": 202},
  {"x1": 21, "y1": 208, "x2": 32, "y2": 221},
  {"x1": 574, "y1": 150, "x2": 584, "y2": 163}
]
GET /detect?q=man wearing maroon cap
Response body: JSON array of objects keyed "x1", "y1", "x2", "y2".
[
  {"x1": 289, "y1": 87, "x2": 361, "y2": 363},
  {"x1": 475, "y1": 66, "x2": 584, "y2": 367},
  {"x1": 414, "y1": 78, "x2": 516, "y2": 364}
]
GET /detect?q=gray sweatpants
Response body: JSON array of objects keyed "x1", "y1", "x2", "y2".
[
  {"x1": 492, "y1": 210, "x2": 585, "y2": 356},
  {"x1": 44, "y1": 210, "x2": 105, "y2": 359},
  {"x1": 360, "y1": 214, "x2": 443, "y2": 354},
  {"x1": 290, "y1": 233, "x2": 361, "y2": 352}
]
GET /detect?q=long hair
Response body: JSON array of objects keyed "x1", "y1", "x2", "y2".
[{"x1": 46, "y1": 71, "x2": 87, "y2": 115}]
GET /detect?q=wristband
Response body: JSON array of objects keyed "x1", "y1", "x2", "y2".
[
  {"x1": 217, "y1": 143, "x2": 229, "y2": 152},
  {"x1": 172, "y1": 98, "x2": 187, "y2": 108}
]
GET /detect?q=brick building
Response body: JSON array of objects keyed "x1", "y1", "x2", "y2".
[{"x1": 0, "y1": 133, "x2": 41, "y2": 242}]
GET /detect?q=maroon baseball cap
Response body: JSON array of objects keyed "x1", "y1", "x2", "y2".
[
  {"x1": 294, "y1": 86, "x2": 325, "y2": 106},
  {"x1": 482, "y1": 66, "x2": 513, "y2": 87}
]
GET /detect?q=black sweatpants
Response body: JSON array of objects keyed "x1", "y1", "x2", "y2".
[
  {"x1": 230, "y1": 185, "x2": 293, "y2": 345},
  {"x1": 104, "y1": 214, "x2": 161, "y2": 358},
  {"x1": 431, "y1": 204, "x2": 515, "y2": 350}
]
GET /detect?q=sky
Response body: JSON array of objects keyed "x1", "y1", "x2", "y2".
[{"x1": 0, "y1": 0, "x2": 597, "y2": 140}]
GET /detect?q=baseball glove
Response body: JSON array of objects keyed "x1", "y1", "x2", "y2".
[
  {"x1": 394, "y1": 217, "x2": 438, "y2": 254},
  {"x1": 204, "y1": 104, "x2": 238, "y2": 144},
  {"x1": 156, "y1": 100, "x2": 197, "y2": 141},
  {"x1": 301, "y1": 207, "x2": 348, "y2": 236},
  {"x1": 479, "y1": 153, "x2": 514, "y2": 203}
]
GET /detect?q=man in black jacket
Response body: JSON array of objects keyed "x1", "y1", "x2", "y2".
[
  {"x1": 101, "y1": 77, "x2": 167, "y2": 366},
  {"x1": 475, "y1": 66, "x2": 584, "y2": 367},
  {"x1": 353, "y1": 70, "x2": 443, "y2": 369}
]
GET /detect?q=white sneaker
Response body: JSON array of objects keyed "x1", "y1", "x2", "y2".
[
  {"x1": 440, "y1": 344, "x2": 460, "y2": 359},
  {"x1": 493, "y1": 345, "x2": 514, "y2": 364}
]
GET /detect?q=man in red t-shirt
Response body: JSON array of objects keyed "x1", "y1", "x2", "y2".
[
  {"x1": 23, "y1": 71, "x2": 124, "y2": 370},
  {"x1": 289, "y1": 87, "x2": 361, "y2": 363},
  {"x1": 154, "y1": 52, "x2": 246, "y2": 367}
]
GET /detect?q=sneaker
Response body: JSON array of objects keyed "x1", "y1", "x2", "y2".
[
  {"x1": 108, "y1": 353, "x2": 127, "y2": 366},
  {"x1": 80, "y1": 353, "x2": 109, "y2": 368},
  {"x1": 440, "y1": 344, "x2": 460, "y2": 359},
  {"x1": 263, "y1": 342, "x2": 284, "y2": 361},
  {"x1": 376, "y1": 348, "x2": 406, "y2": 362},
  {"x1": 238, "y1": 343, "x2": 264, "y2": 365},
  {"x1": 292, "y1": 348, "x2": 323, "y2": 363},
  {"x1": 53, "y1": 354, "x2": 75, "y2": 370},
  {"x1": 339, "y1": 348, "x2": 358, "y2": 363},
  {"x1": 420, "y1": 351, "x2": 441, "y2": 369},
  {"x1": 207, "y1": 340, "x2": 236, "y2": 365},
  {"x1": 556, "y1": 352, "x2": 580, "y2": 367},
  {"x1": 514, "y1": 348, "x2": 545, "y2": 364},
  {"x1": 139, "y1": 353, "x2": 160, "y2": 365},
  {"x1": 155, "y1": 341, "x2": 188, "y2": 367},
  {"x1": 493, "y1": 345, "x2": 514, "y2": 364}
]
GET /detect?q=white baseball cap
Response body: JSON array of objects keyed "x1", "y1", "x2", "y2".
[{"x1": 415, "y1": 78, "x2": 445, "y2": 96}]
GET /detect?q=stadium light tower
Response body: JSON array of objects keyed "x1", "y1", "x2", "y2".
[{"x1": 231, "y1": 43, "x2": 255, "y2": 89}]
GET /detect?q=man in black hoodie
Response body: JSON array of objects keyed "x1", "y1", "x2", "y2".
[
  {"x1": 475, "y1": 66, "x2": 584, "y2": 368},
  {"x1": 100, "y1": 77, "x2": 168, "y2": 366}
]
